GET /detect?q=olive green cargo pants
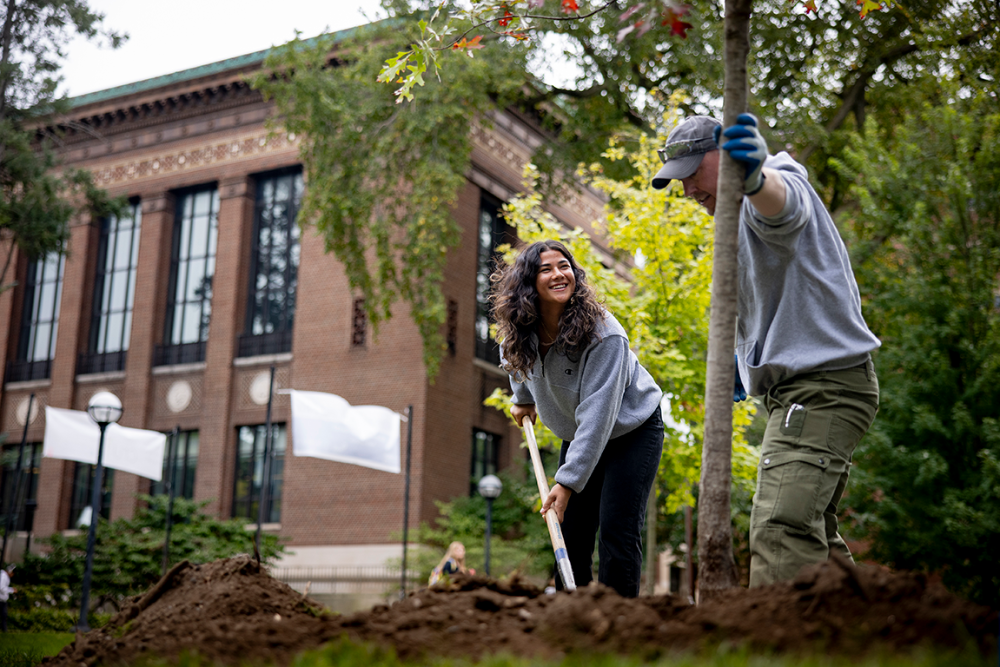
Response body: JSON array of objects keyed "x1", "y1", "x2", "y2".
[{"x1": 749, "y1": 359, "x2": 879, "y2": 587}]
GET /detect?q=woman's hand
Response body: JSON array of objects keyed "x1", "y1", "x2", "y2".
[
  {"x1": 541, "y1": 483, "x2": 572, "y2": 523},
  {"x1": 510, "y1": 404, "x2": 537, "y2": 427}
]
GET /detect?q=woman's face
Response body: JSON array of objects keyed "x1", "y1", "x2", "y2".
[
  {"x1": 452, "y1": 543, "x2": 465, "y2": 559},
  {"x1": 534, "y1": 249, "x2": 576, "y2": 311}
]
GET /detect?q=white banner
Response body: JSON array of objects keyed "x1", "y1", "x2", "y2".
[
  {"x1": 42, "y1": 406, "x2": 166, "y2": 481},
  {"x1": 290, "y1": 390, "x2": 401, "y2": 473}
]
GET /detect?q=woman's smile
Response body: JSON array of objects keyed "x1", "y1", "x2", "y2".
[{"x1": 536, "y1": 249, "x2": 576, "y2": 309}]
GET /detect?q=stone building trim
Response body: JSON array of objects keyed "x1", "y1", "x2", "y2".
[{"x1": 87, "y1": 130, "x2": 300, "y2": 188}]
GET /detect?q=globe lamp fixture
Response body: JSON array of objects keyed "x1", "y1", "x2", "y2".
[
  {"x1": 477, "y1": 474, "x2": 503, "y2": 499},
  {"x1": 87, "y1": 391, "x2": 123, "y2": 426}
]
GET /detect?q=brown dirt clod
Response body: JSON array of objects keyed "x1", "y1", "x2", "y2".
[{"x1": 42, "y1": 555, "x2": 997, "y2": 666}]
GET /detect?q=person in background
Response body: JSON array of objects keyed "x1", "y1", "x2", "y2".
[
  {"x1": 0, "y1": 565, "x2": 15, "y2": 632},
  {"x1": 428, "y1": 541, "x2": 468, "y2": 585},
  {"x1": 651, "y1": 113, "x2": 880, "y2": 587},
  {"x1": 492, "y1": 240, "x2": 664, "y2": 598}
]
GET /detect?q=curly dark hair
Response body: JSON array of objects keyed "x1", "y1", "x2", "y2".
[{"x1": 490, "y1": 240, "x2": 603, "y2": 380}]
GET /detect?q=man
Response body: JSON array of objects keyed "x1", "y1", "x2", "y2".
[{"x1": 652, "y1": 114, "x2": 881, "y2": 587}]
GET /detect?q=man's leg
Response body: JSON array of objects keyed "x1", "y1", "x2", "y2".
[
  {"x1": 597, "y1": 408, "x2": 664, "y2": 597},
  {"x1": 749, "y1": 364, "x2": 878, "y2": 587},
  {"x1": 824, "y1": 361, "x2": 879, "y2": 562},
  {"x1": 557, "y1": 439, "x2": 603, "y2": 589}
]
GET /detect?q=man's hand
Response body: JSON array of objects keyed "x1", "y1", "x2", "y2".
[
  {"x1": 734, "y1": 354, "x2": 747, "y2": 402},
  {"x1": 717, "y1": 113, "x2": 769, "y2": 195},
  {"x1": 511, "y1": 403, "x2": 537, "y2": 427},
  {"x1": 541, "y1": 483, "x2": 572, "y2": 523}
]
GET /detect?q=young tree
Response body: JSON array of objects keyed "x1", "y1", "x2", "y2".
[{"x1": 0, "y1": 0, "x2": 127, "y2": 289}]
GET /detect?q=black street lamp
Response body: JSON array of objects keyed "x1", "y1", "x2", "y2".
[
  {"x1": 78, "y1": 391, "x2": 122, "y2": 632},
  {"x1": 477, "y1": 474, "x2": 502, "y2": 576}
]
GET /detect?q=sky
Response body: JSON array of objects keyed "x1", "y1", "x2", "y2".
[{"x1": 59, "y1": 0, "x2": 387, "y2": 97}]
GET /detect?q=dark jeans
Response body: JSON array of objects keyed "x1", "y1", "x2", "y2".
[{"x1": 557, "y1": 406, "x2": 664, "y2": 597}]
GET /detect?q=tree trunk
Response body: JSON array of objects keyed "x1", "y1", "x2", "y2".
[{"x1": 696, "y1": 0, "x2": 752, "y2": 602}]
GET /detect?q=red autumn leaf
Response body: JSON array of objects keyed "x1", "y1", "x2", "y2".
[
  {"x1": 803, "y1": 0, "x2": 817, "y2": 11},
  {"x1": 452, "y1": 35, "x2": 485, "y2": 51},
  {"x1": 498, "y1": 8, "x2": 513, "y2": 27},
  {"x1": 661, "y1": 6, "x2": 693, "y2": 38},
  {"x1": 561, "y1": 0, "x2": 579, "y2": 13}
]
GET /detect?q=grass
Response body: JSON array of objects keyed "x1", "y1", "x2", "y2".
[
  {"x1": 0, "y1": 632, "x2": 74, "y2": 667},
  {"x1": 123, "y1": 636, "x2": 995, "y2": 667},
  {"x1": 0, "y1": 633, "x2": 992, "y2": 667}
]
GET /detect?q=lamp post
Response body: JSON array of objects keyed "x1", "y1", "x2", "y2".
[
  {"x1": 477, "y1": 474, "x2": 502, "y2": 576},
  {"x1": 78, "y1": 391, "x2": 122, "y2": 632}
]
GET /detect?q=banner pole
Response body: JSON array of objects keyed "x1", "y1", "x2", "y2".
[
  {"x1": 255, "y1": 366, "x2": 276, "y2": 557},
  {"x1": 2, "y1": 393, "x2": 33, "y2": 569},
  {"x1": 161, "y1": 425, "x2": 181, "y2": 576},
  {"x1": 400, "y1": 405, "x2": 413, "y2": 599}
]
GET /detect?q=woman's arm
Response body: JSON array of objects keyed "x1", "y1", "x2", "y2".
[{"x1": 554, "y1": 335, "x2": 633, "y2": 493}]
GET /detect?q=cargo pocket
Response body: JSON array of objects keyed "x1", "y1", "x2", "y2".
[
  {"x1": 779, "y1": 403, "x2": 807, "y2": 437},
  {"x1": 752, "y1": 451, "x2": 830, "y2": 534}
]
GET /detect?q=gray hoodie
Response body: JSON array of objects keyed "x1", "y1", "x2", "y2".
[
  {"x1": 735, "y1": 152, "x2": 881, "y2": 396},
  {"x1": 507, "y1": 311, "x2": 662, "y2": 493}
]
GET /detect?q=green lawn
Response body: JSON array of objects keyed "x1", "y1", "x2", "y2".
[
  {"x1": 0, "y1": 632, "x2": 74, "y2": 667},
  {"x1": 0, "y1": 633, "x2": 992, "y2": 667},
  {"x1": 119, "y1": 637, "x2": 996, "y2": 667}
]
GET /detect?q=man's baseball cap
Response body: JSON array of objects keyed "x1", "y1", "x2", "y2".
[{"x1": 651, "y1": 116, "x2": 721, "y2": 190}]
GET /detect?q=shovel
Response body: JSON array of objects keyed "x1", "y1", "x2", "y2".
[{"x1": 523, "y1": 419, "x2": 577, "y2": 591}]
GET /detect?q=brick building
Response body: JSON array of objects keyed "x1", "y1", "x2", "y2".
[{"x1": 0, "y1": 26, "x2": 611, "y2": 572}]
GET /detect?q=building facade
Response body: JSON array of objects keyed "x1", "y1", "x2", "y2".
[{"x1": 0, "y1": 30, "x2": 612, "y2": 570}]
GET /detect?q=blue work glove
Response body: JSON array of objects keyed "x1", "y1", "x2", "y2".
[
  {"x1": 716, "y1": 113, "x2": 769, "y2": 196},
  {"x1": 734, "y1": 354, "x2": 747, "y2": 402}
]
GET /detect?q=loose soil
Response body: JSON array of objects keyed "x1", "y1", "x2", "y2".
[{"x1": 44, "y1": 555, "x2": 997, "y2": 666}]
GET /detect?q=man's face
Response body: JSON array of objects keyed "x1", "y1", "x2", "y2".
[{"x1": 679, "y1": 149, "x2": 720, "y2": 216}]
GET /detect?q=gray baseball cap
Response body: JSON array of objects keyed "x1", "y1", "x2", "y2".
[{"x1": 651, "y1": 116, "x2": 721, "y2": 190}]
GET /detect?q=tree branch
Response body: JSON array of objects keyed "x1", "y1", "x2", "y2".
[
  {"x1": 437, "y1": 0, "x2": 621, "y2": 53},
  {"x1": 799, "y1": 22, "x2": 993, "y2": 164}
]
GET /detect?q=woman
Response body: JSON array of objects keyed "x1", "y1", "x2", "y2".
[
  {"x1": 428, "y1": 541, "x2": 468, "y2": 585},
  {"x1": 491, "y1": 240, "x2": 663, "y2": 597}
]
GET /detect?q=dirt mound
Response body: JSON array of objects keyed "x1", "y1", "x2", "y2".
[{"x1": 44, "y1": 555, "x2": 997, "y2": 666}]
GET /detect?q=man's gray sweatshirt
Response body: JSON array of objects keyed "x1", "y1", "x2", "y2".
[
  {"x1": 736, "y1": 152, "x2": 881, "y2": 396},
  {"x1": 507, "y1": 311, "x2": 662, "y2": 493}
]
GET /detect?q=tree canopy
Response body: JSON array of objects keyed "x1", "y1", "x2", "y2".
[
  {"x1": 834, "y1": 88, "x2": 1000, "y2": 607},
  {"x1": 0, "y1": 0, "x2": 127, "y2": 289}
]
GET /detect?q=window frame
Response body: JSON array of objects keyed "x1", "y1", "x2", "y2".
[
  {"x1": 0, "y1": 442, "x2": 41, "y2": 532},
  {"x1": 238, "y1": 168, "x2": 303, "y2": 358},
  {"x1": 158, "y1": 185, "x2": 220, "y2": 365},
  {"x1": 68, "y1": 463, "x2": 114, "y2": 528},
  {"x1": 470, "y1": 428, "x2": 500, "y2": 496},
  {"x1": 150, "y1": 430, "x2": 199, "y2": 500},
  {"x1": 7, "y1": 250, "x2": 65, "y2": 382},
  {"x1": 475, "y1": 192, "x2": 513, "y2": 365},
  {"x1": 231, "y1": 423, "x2": 286, "y2": 524},
  {"x1": 79, "y1": 199, "x2": 142, "y2": 374}
]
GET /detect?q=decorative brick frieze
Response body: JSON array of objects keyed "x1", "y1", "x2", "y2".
[{"x1": 84, "y1": 130, "x2": 299, "y2": 188}]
